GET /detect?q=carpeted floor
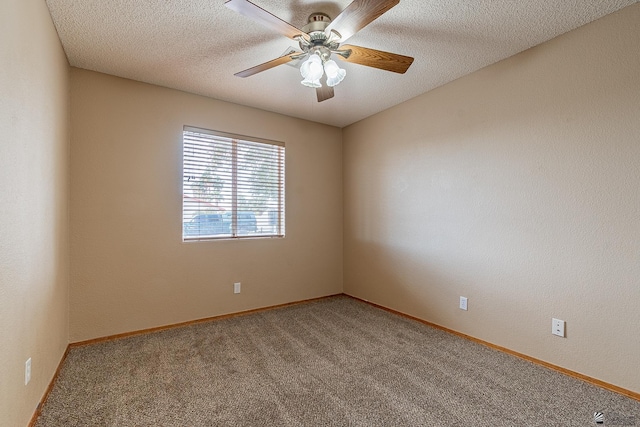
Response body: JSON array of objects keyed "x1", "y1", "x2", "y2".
[{"x1": 36, "y1": 296, "x2": 639, "y2": 426}]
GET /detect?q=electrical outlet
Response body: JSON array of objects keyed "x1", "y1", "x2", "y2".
[
  {"x1": 459, "y1": 296, "x2": 468, "y2": 311},
  {"x1": 552, "y1": 318, "x2": 565, "y2": 337},
  {"x1": 234, "y1": 282, "x2": 241, "y2": 294},
  {"x1": 25, "y1": 358, "x2": 31, "y2": 385}
]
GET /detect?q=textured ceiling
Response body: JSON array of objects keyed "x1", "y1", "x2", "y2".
[{"x1": 45, "y1": 0, "x2": 636, "y2": 128}]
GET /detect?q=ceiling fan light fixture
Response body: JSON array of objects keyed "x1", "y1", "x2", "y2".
[
  {"x1": 300, "y1": 53, "x2": 324, "y2": 87},
  {"x1": 323, "y1": 60, "x2": 346, "y2": 87}
]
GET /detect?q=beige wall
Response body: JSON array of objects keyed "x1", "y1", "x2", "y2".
[
  {"x1": 69, "y1": 69, "x2": 343, "y2": 342},
  {"x1": 0, "y1": 1, "x2": 70, "y2": 426},
  {"x1": 343, "y1": 4, "x2": 640, "y2": 394}
]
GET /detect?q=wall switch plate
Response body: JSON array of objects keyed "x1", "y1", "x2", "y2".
[
  {"x1": 25, "y1": 358, "x2": 31, "y2": 385},
  {"x1": 459, "y1": 296, "x2": 468, "y2": 311},
  {"x1": 552, "y1": 318, "x2": 565, "y2": 337},
  {"x1": 234, "y1": 282, "x2": 241, "y2": 294}
]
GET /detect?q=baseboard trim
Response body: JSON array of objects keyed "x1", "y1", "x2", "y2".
[
  {"x1": 28, "y1": 345, "x2": 70, "y2": 427},
  {"x1": 345, "y1": 293, "x2": 640, "y2": 402},
  {"x1": 29, "y1": 294, "x2": 341, "y2": 425},
  {"x1": 31, "y1": 291, "x2": 637, "y2": 426},
  {"x1": 70, "y1": 293, "x2": 342, "y2": 348}
]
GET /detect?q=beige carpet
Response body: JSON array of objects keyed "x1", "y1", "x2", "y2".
[{"x1": 36, "y1": 296, "x2": 639, "y2": 426}]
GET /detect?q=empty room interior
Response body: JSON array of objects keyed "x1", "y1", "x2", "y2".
[{"x1": 2, "y1": 0, "x2": 639, "y2": 425}]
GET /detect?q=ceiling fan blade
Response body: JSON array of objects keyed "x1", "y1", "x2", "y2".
[
  {"x1": 325, "y1": 0, "x2": 400, "y2": 43},
  {"x1": 225, "y1": 0, "x2": 307, "y2": 41},
  {"x1": 316, "y1": 82, "x2": 334, "y2": 102},
  {"x1": 337, "y1": 44, "x2": 414, "y2": 74},
  {"x1": 315, "y1": 74, "x2": 334, "y2": 102},
  {"x1": 235, "y1": 52, "x2": 302, "y2": 78}
]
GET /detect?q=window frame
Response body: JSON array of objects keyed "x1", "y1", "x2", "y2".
[{"x1": 182, "y1": 126, "x2": 285, "y2": 242}]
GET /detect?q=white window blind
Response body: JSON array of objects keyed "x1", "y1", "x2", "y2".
[{"x1": 182, "y1": 126, "x2": 285, "y2": 241}]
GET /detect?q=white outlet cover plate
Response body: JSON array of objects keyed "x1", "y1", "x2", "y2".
[
  {"x1": 552, "y1": 318, "x2": 565, "y2": 337},
  {"x1": 459, "y1": 296, "x2": 468, "y2": 311},
  {"x1": 234, "y1": 282, "x2": 241, "y2": 294}
]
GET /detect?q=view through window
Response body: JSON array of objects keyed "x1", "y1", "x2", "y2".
[{"x1": 182, "y1": 126, "x2": 285, "y2": 240}]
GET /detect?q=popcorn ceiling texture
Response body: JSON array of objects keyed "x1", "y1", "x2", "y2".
[{"x1": 44, "y1": 0, "x2": 636, "y2": 127}]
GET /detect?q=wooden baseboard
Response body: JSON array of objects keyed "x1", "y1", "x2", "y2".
[
  {"x1": 70, "y1": 293, "x2": 342, "y2": 348},
  {"x1": 345, "y1": 293, "x2": 640, "y2": 402},
  {"x1": 28, "y1": 345, "x2": 70, "y2": 427},
  {"x1": 30, "y1": 291, "x2": 636, "y2": 427},
  {"x1": 29, "y1": 294, "x2": 341, "y2": 425}
]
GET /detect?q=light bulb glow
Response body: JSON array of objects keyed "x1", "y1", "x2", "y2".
[{"x1": 300, "y1": 54, "x2": 324, "y2": 87}]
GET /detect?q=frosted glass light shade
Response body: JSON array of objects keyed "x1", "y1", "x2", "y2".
[
  {"x1": 301, "y1": 78, "x2": 322, "y2": 88},
  {"x1": 323, "y1": 60, "x2": 346, "y2": 87},
  {"x1": 300, "y1": 54, "x2": 324, "y2": 87}
]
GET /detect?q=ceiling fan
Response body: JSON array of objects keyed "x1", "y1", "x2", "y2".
[{"x1": 225, "y1": 0, "x2": 414, "y2": 102}]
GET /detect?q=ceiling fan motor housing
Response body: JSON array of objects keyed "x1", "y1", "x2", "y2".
[{"x1": 299, "y1": 13, "x2": 341, "y2": 59}]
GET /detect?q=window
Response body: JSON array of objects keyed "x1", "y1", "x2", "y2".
[{"x1": 182, "y1": 126, "x2": 285, "y2": 241}]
